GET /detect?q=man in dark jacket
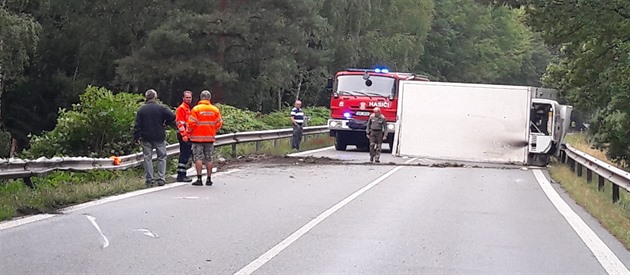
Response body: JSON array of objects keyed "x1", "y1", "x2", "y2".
[{"x1": 133, "y1": 89, "x2": 176, "y2": 186}]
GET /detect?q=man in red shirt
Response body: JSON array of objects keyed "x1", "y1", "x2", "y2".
[{"x1": 175, "y1": 90, "x2": 193, "y2": 182}]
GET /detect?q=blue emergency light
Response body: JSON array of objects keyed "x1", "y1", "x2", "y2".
[
  {"x1": 344, "y1": 112, "x2": 352, "y2": 119},
  {"x1": 346, "y1": 67, "x2": 390, "y2": 73}
]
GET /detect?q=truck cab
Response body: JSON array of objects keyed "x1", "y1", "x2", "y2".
[
  {"x1": 326, "y1": 68, "x2": 429, "y2": 151},
  {"x1": 528, "y1": 97, "x2": 573, "y2": 166}
]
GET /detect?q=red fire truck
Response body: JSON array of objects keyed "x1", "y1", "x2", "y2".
[{"x1": 325, "y1": 68, "x2": 430, "y2": 151}]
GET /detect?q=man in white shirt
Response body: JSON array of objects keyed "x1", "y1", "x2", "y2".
[{"x1": 290, "y1": 100, "x2": 305, "y2": 150}]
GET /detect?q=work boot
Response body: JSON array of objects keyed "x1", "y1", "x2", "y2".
[
  {"x1": 177, "y1": 175, "x2": 193, "y2": 182},
  {"x1": 375, "y1": 158, "x2": 380, "y2": 163},
  {"x1": 192, "y1": 176, "x2": 203, "y2": 186},
  {"x1": 205, "y1": 177, "x2": 213, "y2": 186}
]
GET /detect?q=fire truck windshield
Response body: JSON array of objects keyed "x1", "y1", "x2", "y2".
[{"x1": 336, "y1": 75, "x2": 395, "y2": 97}]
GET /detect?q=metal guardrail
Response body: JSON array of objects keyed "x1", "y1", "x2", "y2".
[
  {"x1": 559, "y1": 144, "x2": 630, "y2": 202},
  {"x1": 0, "y1": 126, "x2": 329, "y2": 181}
]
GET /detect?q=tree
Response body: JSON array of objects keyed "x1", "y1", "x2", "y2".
[
  {"x1": 320, "y1": 0, "x2": 435, "y2": 71},
  {"x1": 0, "y1": 0, "x2": 40, "y2": 122},
  {"x1": 416, "y1": 0, "x2": 550, "y2": 85},
  {"x1": 525, "y1": 0, "x2": 630, "y2": 163}
]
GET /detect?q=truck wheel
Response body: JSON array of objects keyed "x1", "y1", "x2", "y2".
[{"x1": 335, "y1": 135, "x2": 347, "y2": 151}]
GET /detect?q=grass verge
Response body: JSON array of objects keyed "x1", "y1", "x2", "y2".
[
  {"x1": 548, "y1": 159, "x2": 630, "y2": 250},
  {"x1": 0, "y1": 134, "x2": 334, "y2": 222},
  {"x1": 565, "y1": 133, "x2": 628, "y2": 169}
]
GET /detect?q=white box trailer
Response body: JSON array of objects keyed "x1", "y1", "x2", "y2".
[{"x1": 392, "y1": 81, "x2": 534, "y2": 165}]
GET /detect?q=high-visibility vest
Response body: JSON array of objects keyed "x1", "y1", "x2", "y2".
[
  {"x1": 187, "y1": 100, "x2": 223, "y2": 143},
  {"x1": 176, "y1": 102, "x2": 191, "y2": 137}
]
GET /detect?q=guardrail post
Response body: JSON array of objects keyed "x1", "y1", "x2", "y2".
[
  {"x1": 576, "y1": 163, "x2": 583, "y2": 177},
  {"x1": 23, "y1": 177, "x2": 35, "y2": 189},
  {"x1": 231, "y1": 143, "x2": 237, "y2": 157},
  {"x1": 255, "y1": 141, "x2": 260, "y2": 153},
  {"x1": 273, "y1": 139, "x2": 277, "y2": 148},
  {"x1": 586, "y1": 169, "x2": 593, "y2": 183},
  {"x1": 613, "y1": 184, "x2": 620, "y2": 203},
  {"x1": 598, "y1": 175, "x2": 605, "y2": 191},
  {"x1": 569, "y1": 158, "x2": 575, "y2": 172},
  {"x1": 561, "y1": 151, "x2": 567, "y2": 163}
]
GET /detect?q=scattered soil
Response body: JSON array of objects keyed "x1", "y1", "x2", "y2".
[
  {"x1": 428, "y1": 162, "x2": 465, "y2": 168},
  {"x1": 215, "y1": 154, "x2": 345, "y2": 171},
  {"x1": 213, "y1": 153, "x2": 524, "y2": 172}
]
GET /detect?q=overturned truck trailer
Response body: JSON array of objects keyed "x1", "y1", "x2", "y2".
[{"x1": 392, "y1": 81, "x2": 571, "y2": 166}]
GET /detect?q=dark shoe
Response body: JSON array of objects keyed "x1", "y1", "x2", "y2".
[
  {"x1": 370, "y1": 156, "x2": 374, "y2": 162},
  {"x1": 145, "y1": 180, "x2": 154, "y2": 187},
  {"x1": 192, "y1": 176, "x2": 203, "y2": 186},
  {"x1": 156, "y1": 179, "x2": 166, "y2": 186},
  {"x1": 205, "y1": 178, "x2": 213, "y2": 186},
  {"x1": 375, "y1": 159, "x2": 380, "y2": 163},
  {"x1": 177, "y1": 176, "x2": 193, "y2": 183}
]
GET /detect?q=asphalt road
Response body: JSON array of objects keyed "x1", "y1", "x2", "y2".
[{"x1": 2, "y1": 147, "x2": 630, "y2": 274}]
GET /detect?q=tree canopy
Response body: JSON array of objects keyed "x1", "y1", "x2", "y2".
[{"x1": 0, "y1": 0, "x2": 561, "y2": 157}]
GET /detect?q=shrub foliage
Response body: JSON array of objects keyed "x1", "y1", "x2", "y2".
[{"x1": 24, "y1": 87, "x2": 329, "y2": 158}]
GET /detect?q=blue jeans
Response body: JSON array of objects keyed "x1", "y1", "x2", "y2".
[{"x1": 142, "y1": 140, "x2": 167, "y2": 183}]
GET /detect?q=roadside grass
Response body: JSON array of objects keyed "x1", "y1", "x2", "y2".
[
  {"x1": 548, "y1": 132, "x2": 630, "y2": 250},
  {"x1": 0, "y1": 169, "x2": 146, "y2": 221},
  {"x1": 215, "y1": 133, "x2": 333, "y2": 158},
  {"x1": 565, "y1": 133, "x2": 628, "y2": 169},
  {"x1": 0, "y1": 134, "x2": 334, "y2": 222}
]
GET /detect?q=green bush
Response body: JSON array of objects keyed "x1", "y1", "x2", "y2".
[
  {"x1": 216, "y1": 104, "x2": 272, "y2": 134},
  {"x1": 303, "y1": 106, "x2": 330, "y2": 126},
  {"x1": 261, "y1": 106, "x2": 330, "y2": 128},
  {"x1": 23, "y1": 86, "x2": 144, "y2": 158},
  {"x1": 21, "y1": 86, "x2": 330, "y2": 158}
]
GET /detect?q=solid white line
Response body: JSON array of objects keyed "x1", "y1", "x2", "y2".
[
  {"x1": 286, "y1": 146, "x2": 334, "y2": 157},
  {"x1": 234, "y1": 163, "x2": 409, "y2": 275},
  {"x1": 532, "y1": 169, "x2": 630, "y2": 275},
  {"x1": 0, "y1": 169, "x2": 241, "y2": 231},
  {"x1": 0, "y1": 214, "x2": 56, "y2": 231},
  {"x1": 85, "y1": 215, "x2": 109, "y2": 248},
  {"x1": 61, "y1": 168, "x2": 241, "y2": 214}
]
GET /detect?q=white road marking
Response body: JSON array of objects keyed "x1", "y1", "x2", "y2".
[
  {"x1": 286, "y1": 146, "x2": 334, "y2": 157},
  {"x1": 85, "y1": 215, "x2": 109, "y2": 248},
  {"x1": 0, "y1": 214, "x2": 55, "y2": 231},
  {"x1": 234, "y1": 158, "x2": 417, "y2": 275},
  {"x1": 0, "y1": 169, "x2": 241, "y2": 231},
  {"x1": 135, "y1": 228, "x2": 158, "y2": 238},
  {"x1": 176, "y1": 196, "x2": 199, "y2": 200},
  {"x1": 532, "y1": 169, "x2": 630, "y2": 275},
  {"x1": 61, "y1": 169, "x2": 241, "y2": 214}
]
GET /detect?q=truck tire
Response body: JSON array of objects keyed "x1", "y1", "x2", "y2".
[{"x1": 335, "y1": 135, "x2": 347, "y2": 151}]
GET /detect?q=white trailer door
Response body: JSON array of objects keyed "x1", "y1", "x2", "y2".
[{"x1": 393, "y1": 81, "x2": 531, "y2": 164}]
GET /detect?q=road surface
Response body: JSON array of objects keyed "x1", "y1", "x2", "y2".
[{"x1": 1, "y1": 147, "x2": 630, "y2": 274}]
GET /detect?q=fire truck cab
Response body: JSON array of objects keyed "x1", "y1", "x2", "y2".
[{"x1": 326, "y1": 68, "x2": 429, "y2": 151}]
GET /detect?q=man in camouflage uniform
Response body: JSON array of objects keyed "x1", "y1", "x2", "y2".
[{"x1": 366, "y1": 107, "x2": 387, "y2": 163}]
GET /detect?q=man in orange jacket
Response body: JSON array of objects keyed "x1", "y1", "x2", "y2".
[
  {"x1": 187, "y1": 90, "x2": 223, "y2": 186},
  {"x1": 175, "y1": 90, "x2": 193, "y2": 182}
]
